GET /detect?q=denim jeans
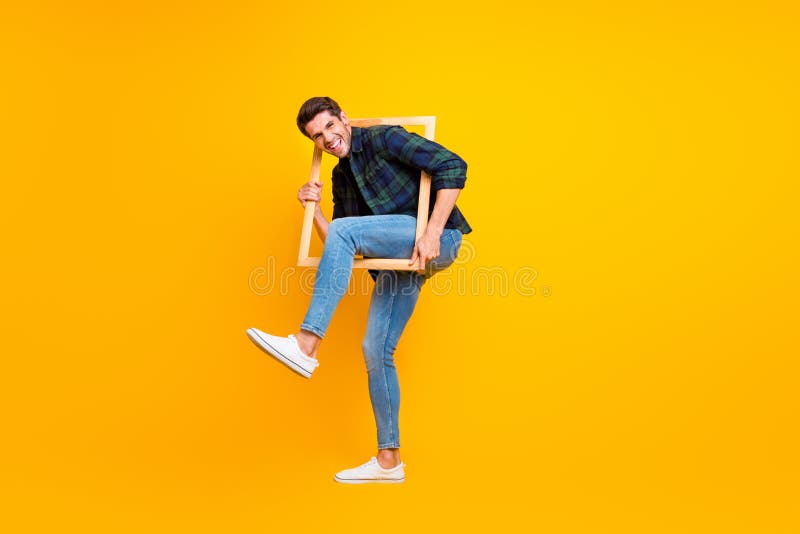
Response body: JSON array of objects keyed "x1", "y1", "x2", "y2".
[{"x1": 300, "y1": 214, "x2": 462, "y2": 449}]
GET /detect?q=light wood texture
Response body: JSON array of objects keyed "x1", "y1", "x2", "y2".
[
  {"x1": 297, "y1": 116, "x2": 437, "y2": 271},
  {"x1": 297, "y1": 146, "x2": 323, "y2": 265},
  {"x1": 298, "y1": 257, "x2": 419, "y2": 270}
]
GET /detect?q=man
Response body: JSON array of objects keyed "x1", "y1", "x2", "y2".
[{"x1": 247, "y1": 96, "x2": 471, "y2": 484}]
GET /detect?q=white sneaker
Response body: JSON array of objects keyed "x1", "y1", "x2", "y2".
[
  {"x1": 246, "y1": 327, "x2": 319, "y2": 378},
  {"x1": 334, "y1": 457, "x2": 406, "y2": 484}
]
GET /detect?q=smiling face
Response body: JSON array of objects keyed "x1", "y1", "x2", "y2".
[{"x1": 303, "y1": 110, "x2": 352, "y2": 157}]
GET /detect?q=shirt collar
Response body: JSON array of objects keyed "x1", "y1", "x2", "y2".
[{"x1": 347, "y1": 126, "x2": 363, "y2": 157}]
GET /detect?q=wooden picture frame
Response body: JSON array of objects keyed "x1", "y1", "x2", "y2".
[{"x1": 297, "y1": 116, "x2": 436, "y2": 270}]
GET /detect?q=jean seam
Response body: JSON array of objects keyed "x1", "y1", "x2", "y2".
[
  {"x1": 379, "y1": 289, "x2": 397, "y2": 448},
  {"x1": 304, "y1": 222, "x2": 356, "y2": 336}
]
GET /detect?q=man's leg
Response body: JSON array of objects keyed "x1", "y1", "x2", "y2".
[
  {"x1": 333, "y1": 229, "x2": 462, "y2": 483},
  {"x1": 248, "y1": 215, "x2": 419, "y2": 376},
  {"x1": 362, "y1": 270, "x2": 424, "y2": 467},
  {"x1": 296, "y1": 215, "x2": 419, "y2": 351}
]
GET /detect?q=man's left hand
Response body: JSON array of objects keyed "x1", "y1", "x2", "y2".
[{"x1": 409, "y1": 228, "x2": 441, "y2": 272}]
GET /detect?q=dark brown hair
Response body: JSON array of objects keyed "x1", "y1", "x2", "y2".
[{"x1": 296, "y1": 96, "x2": 343, "y2": 138}]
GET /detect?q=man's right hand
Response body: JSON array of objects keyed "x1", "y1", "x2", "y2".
[{"x1": 298, "y1": 180, "x2": 323, "y2": 207}]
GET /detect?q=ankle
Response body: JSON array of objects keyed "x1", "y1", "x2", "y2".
[
  {"x1": 376, "y1": 449, "x2": 401, "y2": 468},
  {"x1": 295, "y1": 330, "x2": 320, "y2": 358}
]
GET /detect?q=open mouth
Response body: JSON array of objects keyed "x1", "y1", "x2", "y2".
[{"x1": 328, "y1": 138, "x2": 342, "y2": 152}]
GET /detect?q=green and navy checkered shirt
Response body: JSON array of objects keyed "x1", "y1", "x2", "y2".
[{"x1": 331, "y1": 126, "x2": 472, "y2": 234}]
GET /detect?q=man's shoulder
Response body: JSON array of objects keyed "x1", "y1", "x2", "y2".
[
  {"x1": 359, "y1": 124, "x2": 397, "y2": 134},
  {"x1": 356, "y1": 125, "x2": 411, "y2": 155},
  {"x1": 357, "y1": 124, "x2": 403, "y2": 142}
]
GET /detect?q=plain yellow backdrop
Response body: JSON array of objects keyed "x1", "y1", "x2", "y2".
[{"x1": 1, "y1": 1, "x2": 798, "y2": 532}]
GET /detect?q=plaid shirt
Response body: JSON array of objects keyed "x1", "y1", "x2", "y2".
[{"x1": 331, "y1": 126, "x2": 472, "y2": 234}]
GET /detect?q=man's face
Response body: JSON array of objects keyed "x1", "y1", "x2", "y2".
[{"x1": 304, "y1": 110, "x2": 352, "y2": 157}]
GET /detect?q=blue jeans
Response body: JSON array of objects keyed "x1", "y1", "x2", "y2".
[{"x1": 300, "y1": 215, "x2": 462, "y2": 449}]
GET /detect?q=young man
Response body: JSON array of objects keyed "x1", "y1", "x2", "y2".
[{"x1": 247, "y1": 96, "x2": 471, "y2": 484}]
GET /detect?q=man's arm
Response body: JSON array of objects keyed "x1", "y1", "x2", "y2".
[
  {"x1": 382, "y1": 126, "x2": 468, "y2": 192},
  {"x1": 381, "y1": 127, "x2": 467, "y2": 271},
  {"x1": 409, "y1": 187, "x2": 460, "y2": 271},
  {"x1": 297, "y1": 180, "x2": 329, "y2": 241}
]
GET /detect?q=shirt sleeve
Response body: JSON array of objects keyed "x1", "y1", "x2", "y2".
[{"x1": 382, "y1": 126, "x2": 467, "y2": 191}]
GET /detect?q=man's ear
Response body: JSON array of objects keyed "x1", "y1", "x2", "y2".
[{"x1": 340, "y1": 111, "x2": 349, "y2": 125}]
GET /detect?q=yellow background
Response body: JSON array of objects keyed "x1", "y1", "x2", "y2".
[{"x1": 2, "y1": 1, "x2": 798, "y2": 532}]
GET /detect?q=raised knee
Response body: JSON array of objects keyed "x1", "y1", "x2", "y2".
[
  {"x1": 328, "y1": 218, "x2": 343, "y2": 235},
  {"x1": 327, "y1": 217, "x2": 355, "y2": 239}
]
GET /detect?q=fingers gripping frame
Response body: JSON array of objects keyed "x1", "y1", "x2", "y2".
[{"x1": 297, "y1": 116, "x2": 436, "y2": 270}]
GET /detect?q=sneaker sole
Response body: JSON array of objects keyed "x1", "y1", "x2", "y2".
[
  {"x1": 334, "y1": 475, "x2": 405, "y2": 485},
  {"x1": 246, "y1": 328, "x2": 313, "y2": 378}
]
